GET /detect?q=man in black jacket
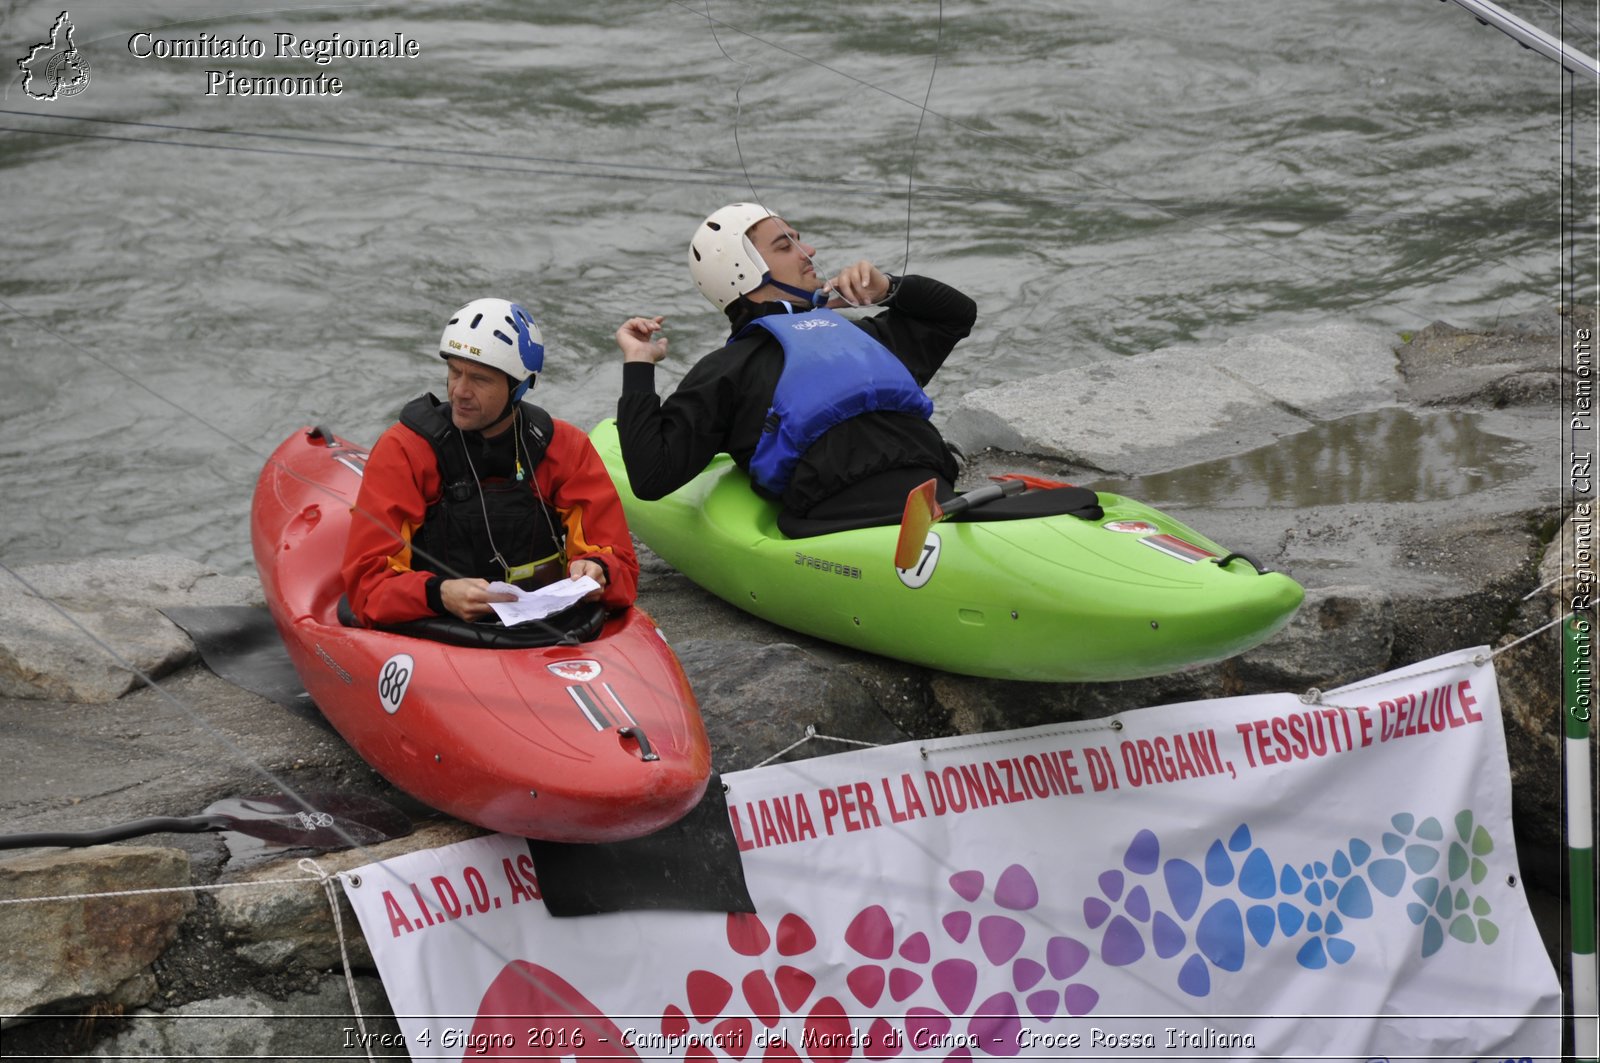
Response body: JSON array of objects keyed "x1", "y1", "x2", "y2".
[{"x1": 614, "y1": 202, "x2": 977, "y2": 537}]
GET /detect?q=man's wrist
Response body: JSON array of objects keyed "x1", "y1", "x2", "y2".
[
  {"x1": 621, "y1": 361, "x2": 658, "y2": 393},
  {"x1": 879, "y1": 274, "x2": 902, "y2": 305}
]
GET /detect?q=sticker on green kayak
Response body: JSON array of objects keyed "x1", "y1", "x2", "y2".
[
  {"x1": 896, "y1": 531, "x2": 942, "y2": 589},
  {"x1": 793, "y1": 552, "x2": 863, "y2": 579},
  {"x1": 1140, "y1": 533, "x2": 1218, "y2": 564}
]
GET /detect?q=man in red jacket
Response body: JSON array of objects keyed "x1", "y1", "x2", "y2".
[{"x1": 343, "y1": 297, "x2": 638, "y2": 625}]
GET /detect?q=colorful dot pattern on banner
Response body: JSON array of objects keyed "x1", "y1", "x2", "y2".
[{"x1": 481, "y1": 807, "x2": 1508, "y2": 1061}]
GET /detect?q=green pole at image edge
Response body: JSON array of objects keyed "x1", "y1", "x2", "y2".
[{"x1": 1565, "y1": 614, "x2": 1597, "y2": 1063}]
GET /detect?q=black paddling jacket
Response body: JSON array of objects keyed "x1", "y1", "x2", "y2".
[
  {"x1": 617, "y1": 275, "x2": 976, "y2": 516},
  {"x1": 400, "y1": 395, "x2": 565, "y2": 588}
]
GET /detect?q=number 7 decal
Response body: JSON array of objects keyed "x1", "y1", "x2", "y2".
[{"x1": 895, "y1": 531, "x2": 942, "y2": 589}]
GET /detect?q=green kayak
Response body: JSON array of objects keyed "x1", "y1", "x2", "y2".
[{"x1": 591, "y1": 420, "x2": 1303, "y2": 682}]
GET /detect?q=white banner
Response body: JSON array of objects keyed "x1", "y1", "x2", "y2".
[{"x1": 342, "y1": 649, "x2": 1562, "y2": 1062}]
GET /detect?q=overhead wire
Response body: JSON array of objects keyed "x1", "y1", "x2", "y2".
[
  {"x1": 1524, "y1": 0, "x2": 1599, "y2": 40},
  {"x1": 696, "y1": 0, "x2": 763, "y2": 208},
  {"x1": 902, "y1": 0, "x2": 944, "y2": 276}
]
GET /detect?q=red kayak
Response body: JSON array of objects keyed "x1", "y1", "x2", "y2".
[{"x1": 250, "y1": 426, "x2": 712, "y2": 843}]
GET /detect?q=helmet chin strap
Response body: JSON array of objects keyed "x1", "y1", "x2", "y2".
[
  {"x1": 763, "y1": 275, "x2": 829, "y2": 308},
  {"x1": 485, "y1": 373, "x2": 528, "y2": 433},
  {"x1": 510, "y1": 369, "x2": 536, "y2": 404}
]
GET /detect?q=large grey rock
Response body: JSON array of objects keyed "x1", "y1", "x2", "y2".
[
  {"x1": 88, "y1": 976, "x2": 402, "y2": 1060},
  {"x1": 1396, "y1": 311, "x2": 1577, "y2": 408},
  {"x1": 0, "y1": 555, "x2": 263, "y2": 702},
  {"x1": 1492, "y1": 512, "x2": 1591, "y2": 883},
  {"x1": 212, "y1": 822, "x2": 485, "y2": 972},
  {"x1": 0, "y1": 667, "x2": 382, "y2": 844},
  {"x1": 1221, "y1": 583, "x2": 1396, "y2": 691},
  {"x1": 888, "y1": 585, "x2": 1392, "y2": 742},
  {"x1": 946, "y1": 322, "x2": 1400, "y2": 473},
  {"x1": 0, "y1": 845, "x2": 193, "y2": 1026},
  {"x1": 675, "y1": 640, "x2": 909, "y2": 773}
]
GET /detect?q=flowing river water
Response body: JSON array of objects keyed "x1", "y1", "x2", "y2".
[{"x1": 1, "y1": 0, "x2": 1595, "y2": 575}]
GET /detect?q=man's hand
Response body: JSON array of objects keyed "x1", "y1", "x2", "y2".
[
  {"x1": 616, "y1": 316, "x2": 669, "y2": 364},
  {"x1": 440, "y1": 578, "x2": 516, "y2": 622},
  {"x1": 820, "y1": 261, "x2": 890, "y2": 308},
  {"x1": 569, "y1": 558, "x2": 608, "y2": 601}
]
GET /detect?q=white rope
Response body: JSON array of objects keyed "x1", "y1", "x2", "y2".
[
  {"x1": 1302, "y1": 612, "x2": 1569, "y2": 711},
  {"x1": 757, "y1": 610, "x2": 1568, "y2": 766},
  {"x1": 752, "y1": 724, "x2": 886, "y2": 768},
  {"x1": 0, "y1": 872, "x2": 324, "y2": 905},
  {"x1": 300, "y1": 858, "x2": 374, "y2": 1063},
  {"x1": 1523, "y1": 573, "x2": 1569, "y2": 599},
  {"x1": 923, "y1": 717, "x2": 1124, "y2": 759},
  {"x1": 1494, "y1": 612, "x2": 1573, "y2": 654}
]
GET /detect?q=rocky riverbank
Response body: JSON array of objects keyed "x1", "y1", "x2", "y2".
[{"x1": 0, "y1": 311, "x2": 1589, "y2": 1058}]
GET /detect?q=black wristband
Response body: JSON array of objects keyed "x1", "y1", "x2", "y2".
[{"x1": 621, "y1": 360, "x2": 658, "y2": 394}]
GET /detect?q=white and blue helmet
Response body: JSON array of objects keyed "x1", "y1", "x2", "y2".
[{"x1": 438, "y1": 298, "x2": 545, "y2": 401}]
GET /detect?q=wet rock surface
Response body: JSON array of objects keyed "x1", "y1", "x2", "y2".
[{"x1": 0, "y1": 312, "x2": 1589, "y2": 1058}]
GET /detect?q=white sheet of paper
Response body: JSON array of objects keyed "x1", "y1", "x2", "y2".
[{"x1": 485, "y1": 575, "x2": 600, "y2": 626}]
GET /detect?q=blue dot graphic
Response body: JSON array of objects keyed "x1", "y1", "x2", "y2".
[
  {"x1": 1297, "y1": 937, "x2": 1328, "y2": 969},
  {"x1": 1205, "y1": 840, "x2": 1235, "y2": 887},
  {"x1": 1336, "y1": 876, "x2": 1374, "y2": 919},
  {"x1": 1165, "y1": 859, "x2": 1204, "y2": 921},
  {"x1": 1178, "y1": 954, "x2": 1211, "y2": 997},
  {"x1": 1246, "y1": 904, "x2": 1276, "y2": 947},
  {"x1": 1240, "y1": 849, "x2": 1276, "y2": 899},
  {"x1": 1197, "y1": 900, "x2": 1246, "y2": 972}
]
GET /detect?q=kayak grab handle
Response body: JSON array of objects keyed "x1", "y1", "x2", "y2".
[
  {"x1": 1212, "y1": 552, "x2": 1271, "y2": 575},
  {"x1": 617, "y1": 726, "x2": 659, "y2": 762}
]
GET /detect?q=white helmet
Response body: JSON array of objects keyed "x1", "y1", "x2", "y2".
[
  {"x1": 438, "y1": 298, "x2": 545, "y2": 401},
  {"x1": 688, "y1": 202, "x2": 780, "y2": 311}
]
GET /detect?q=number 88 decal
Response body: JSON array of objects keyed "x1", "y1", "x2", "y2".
[{"x1": 378, "y1": 653, "x2": 415, "y2": 714}]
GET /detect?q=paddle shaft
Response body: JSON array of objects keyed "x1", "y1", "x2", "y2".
[
  {"x1": 0, "y1": 792, "x2": 411, "y2": 851},
  {"x1": 0, "y1": 814, "x2": 233, "y2": 850},
  {"x1": 894, "y1": 477, "x2": 1026, "y2": 570},
  {"x1": 939, "y1": 479, "x2": 1023, "y2": 518}
]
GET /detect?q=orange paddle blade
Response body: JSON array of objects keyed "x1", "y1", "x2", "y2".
[{"x1": 894, "y1": 479, "x2": 943, "y2": 570}]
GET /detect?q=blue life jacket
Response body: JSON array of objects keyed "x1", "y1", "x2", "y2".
[{"x1": 741, "y1": 308, "x2": 934, "y2": 497}]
